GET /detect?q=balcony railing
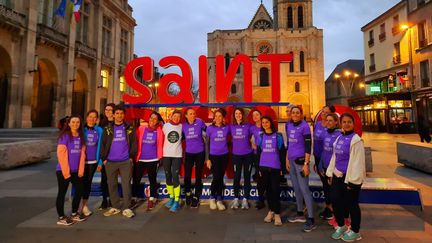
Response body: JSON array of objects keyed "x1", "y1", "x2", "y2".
[
  {"x1": 0, "y1": 4, "x2": 26, "y2": 28},
  {"x1": 75, "y1": 41, "x2": 97, "y2": 60},
  {"x1": 36, "y1": 23, "x2": 68, "y2": 48},
  {"x1": 368, "y1": 39, "x2": 374, "y2": 47},
  {"x1": 379, "y1": 32, "x2": 386, "y2": 41},
  {"x1": 369, "y1": 64, "x2": 376, "y2": 73},
  {"x1": 393, "y1": 55, "x2": 401, "y2": 64}
]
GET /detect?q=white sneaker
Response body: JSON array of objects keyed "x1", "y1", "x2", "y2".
[
  {"x1": 82, "y1": 205, "x2": 92, "y2": 217},
  {"x1": 231, "y1": 198, "x2": 240, "y2": 209},
  {"x1": 122, "y1": 209, "x2": 135, "y2": 218},
  {"x1": 216, "y1": 201, "x2": 226, "y2": 211},
  {"x1": 103, "y1": 208, "x2": 121, "y2": 217},
  {"x1": 241, "y1": 198, "x2": 249, "y2": 210},
  {"x1": 209, "y1": 199, "x2": 217, "y2": 210}
]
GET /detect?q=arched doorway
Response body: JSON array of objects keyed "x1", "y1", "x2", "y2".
[
  {"x1": 72, "y1": 69, "x2": 88, "y2": 118},
  {"x1": 0, "y1": 46, "x2": 11, "y2": 128},
  {"x1": 31, "y1": 58, "x2": 57, "y2": 127}
]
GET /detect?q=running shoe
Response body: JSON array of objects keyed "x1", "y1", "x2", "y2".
[
  {"x1": 191, "y1": 197, "x2": 200, "y2": 208},
  {"x1": 241, "y1": 198, "x2": 249, "y2": 210},
  {"x1": 82, "y1": 205, "x2": 92, "y2": 217},
  {"x1": 103, "y1": 208, "x2": 121, "y2": 217},
  {"x1": 303, "y1": 218, "x2": 317, "y2": 232},
  {"x1": 165, "y1": 198, "x2": 175, "y2": 209},
  {"x1": 342, "y1": 229, "x2": 362, "y2": 242},
  {"x1": 71, "y1": 213, "x2": 87, "y2": 222},
  {"x1": 332, "y1": 225, "x2": 348, "y2": 240},
  {"x1": 231, "y1": 198, "x2": 240, "y2": 210},
  {"x1": 57, "y1": 216, "x2": 74, "y2": 226},
  {"x1": 264, "y1": 211, "x2": 274, "y2": 223},
  {"x1": 288, "y1": 214, "x2": 306, "y2": 223},
  {"x1": 122, "y1": 209, "x2": 135, "y2": 218},
  {"x1": 209, "y1": 199, "x2": 217, "y2": 210},
  {"x1": 169, "y1": 201, "x2": 180, "y2": 213},
  {"x1": 216, "y1": 201, "x2": 226, "y2": 211}
]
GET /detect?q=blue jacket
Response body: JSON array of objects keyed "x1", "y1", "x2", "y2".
[{"x1": 84, "y1": 125, "x2": 103, "y2": 166}]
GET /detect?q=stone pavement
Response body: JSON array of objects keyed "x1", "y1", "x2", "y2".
[{"x1": 0, "y1": 132, "x2": 431, "y2": 243}]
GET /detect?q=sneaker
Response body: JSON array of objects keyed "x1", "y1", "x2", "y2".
[
  {"x1": 319, "y1": 208, "x2": 333, "y2": 220},
  {"x1": 303, "y1": 218, "x2": 317, "y2": 232},
  {"x1": 185, "y1": 194, "x2": 192, "y2": 206},
  {"x1": 216, "y1": 201, "x2": 226, "y2": 211},
  {"x1": 147, "y1": 199, "x2": 156, "y2": 211},
  {"x1": 169, "y1": 201, "x2": 180, "y2": 213},
  {"x1": 231, "y1": 198, "x2": 240, "y2": 210},
  {"x1": 99, "y1": 199, "x2": 108, "y2": 210},
  {"x1": 191, "y1": 197, "x2": 200, "y2": 208},
  {"x1": 71, "y1": 213, "x2": 87, "y2": 222},
  {"x1": 288, "y1": 214, "x2": 306, "y2": 223},
  {"x1": 122, "y1": 209, "x2": 135, "y2": 218},
  {"x1": 264, "y1": 211, "x2": 274, "y2": 223},
  {"x1": 332, "y1": 225, "x2": 348, "y2": 240},
  {"x1": 274, "y1": 215, "x2": 282, "y2": 226},
  {"x1": 342, "y1": 229, "x2": 362, "y2": 242},
  {"x1": 328, "y1": 217, "x2": 338, "y2": 229},
  {"x1": 241, "y1": 198, "x2": 249, "y2": 210},
  {"x1": 57, "y1": 216, "x2": 74, "y2": 226},
  {"x1": 209, "y1": 199, "x2": 217, "y2": 210},
  {"x1": 82, "y1": 205, "x2": 92, "y2": 217},
  {"x1": 165, "y1": 198, "x2": 175, "y2": 209},
  {"x1": 103, "y1": 208, "x2": 121, "y2": 217},
  {"x1": 255, "y1": 200, "x2": 265, "y2": 210}
]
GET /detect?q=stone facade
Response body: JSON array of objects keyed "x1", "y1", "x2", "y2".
[
  {"x1": 207, "y1": 0, "x2": 324, "y2": 120},
  {"x1": 0, "y1": 0, "x2": 136, "y2": 128}
]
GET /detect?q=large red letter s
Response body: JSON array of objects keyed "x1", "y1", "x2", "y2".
[{"x1": 122, "y1": 57, "x2": 154, "y2": 104}]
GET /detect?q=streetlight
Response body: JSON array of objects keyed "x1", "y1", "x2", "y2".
[{"x1": 334, "y1": 70, "x2": 360, "y2": 97}]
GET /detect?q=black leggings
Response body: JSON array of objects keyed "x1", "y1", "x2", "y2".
[
  {"x1": 100, "y1": 165, "x2": 109, "y2": 200},
  {"x1": 260, "y1": 166, "x2": 281, "y2": 214},
  {"x1": 232, "y1": 153, "x2": 253, "y2": 199},
  {"x1": 184, "y1": 152, "x2": 205, "y2": 198},
  {"x1": 209, "y1": 154, "x2": 229, "y2": 199},
  {"x1": 56, "y1": 171, "x2": 83, "y2": 217},
  {"x1": 331, "y1": 176, "x2": 362, "y2": 233},
  {"x1": 318, "y1": 167, "x2": 331, "y2": 205},
  {"x1": 254, "y1": 153, "x2": 265, "y2": 202},
  {"x1": 162, "y1": 157, "x2": 182, "y2": 187},
  {"x1": 132, "y1": 161, "x2": 159, "y2": 198},
  {"x1": 82, "y1": 163, "x2": 98, "y2": 200}
]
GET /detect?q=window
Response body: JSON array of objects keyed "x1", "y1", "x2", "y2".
[
  {"x1": 418, "y1": 22, "x2": 427, "y2": 48},
  {"x1": 420, "y1": 60, "x2": 430, "y2": 87},
  {"x1": 300, "y1": 51, "x2": 305, "y2": 72},
  {"x1": 37, "y1": 0, "x2": 54, "y2": 27},
  {"x1": 76, "y1": 2, "x2": 90, "y2": 44},
  {"x1": 289, "y1": 52, "x2": 294, "y2": 72},
  {"x1": 298, "y1": 6, "x2": 304, "y2": 28},
  {"x1": 102, "y1": 16, "x2": 112, "y2": 57},
  {"x1": 231, "y1": 83, "x2": 237, "y2": 94},
  {"x1": 417, "y1": 0, "x2": 426, "y2": 7},
  {"x1": 295, "y1": 82, "x2": 300, "y2": 92},
  {"x1": 225, "y1": 53, "x2": 230, "y2": 72},
  {"x1": 119, "y1": 76, "x2": 126, "y2": 92},
  {"x1": 101, "y1": 69, "x2": 109, "y2": 88},
  {"x1": 369, "y1": 53, "x2": 375, "y2": 72},
  {"x1": 392, "y1": 15, "x2": 399, "y2": 35},
  {"x1": 368, "y1": 30, "x2": 374, "y2": 47},
  {"x1": 287, "y1": 7, "x2": 293, "y2": 28},
  {"x1": 120, "y1": 29, "x2": 129, "y2": 64},
  {"x1": 379, "y1": 23, "x2": 386, "y2": 41},
  {"x1": 393, "y1": 42, "x2": 401, "y2": 64},
  {"x1": 259, "y1": 67, "x2": 269, "y2": 87}
]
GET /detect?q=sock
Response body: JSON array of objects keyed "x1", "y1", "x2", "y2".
[
  {"x1": 167, "y1": 185, "x2": 174, "y2": 199},
  {"x1": 174, "y1": 186, "x2": 181, "y2": 202}
]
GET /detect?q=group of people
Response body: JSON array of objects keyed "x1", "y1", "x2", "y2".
[{"x1": 55, "y1": 103, "x2": 365, "y2": 242}]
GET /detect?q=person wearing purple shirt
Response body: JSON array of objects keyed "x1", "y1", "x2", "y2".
[
  {"x1": 286, "y1": 106, "x2": 316, "y2": 232},
  {"x1": 206, "y1": 108, "x2": 230, "y2": 211},
  {"x1": 313, "y1": 105, "x2": 335, "y2": 220},
  {"x1": 182, "y1": 108, "x2": 207, "y2": 208},
  {"x1": 55, "y1": 115, "x2": 86, "y2": 226},
  {"x1": 249, "y1": 109, "x2": 266, "y2": 210},
  {"x1": 326, "y1": 113, "x2": 365, "y2": 242},
  {"x1": 81, "y1": 109, "x2": 103, "y2": 217},
  {"x1": 258, "y1": 116, "x2": 285, "y2": 226},
  {"x1": 100, "y1": 106, "x2": 137, "y2": 219},
  {"x1": 230, "y1": 107, "x2": 254, "y2": 210}
]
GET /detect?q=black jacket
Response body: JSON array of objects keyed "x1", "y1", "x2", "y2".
[{"x1": 100, "y1": 122, "x2": 137, "y2": 162}]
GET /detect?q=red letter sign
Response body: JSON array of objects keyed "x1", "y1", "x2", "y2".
[
  {"x1": 122, "y1": 57, "x2": 154, "y2": 104},
  {"x1": 198, "y1": 55, "x2": 208, "y2": 103}
]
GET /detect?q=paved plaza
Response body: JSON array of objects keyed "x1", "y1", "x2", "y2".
[{"x1": 0, "y1": 132, "x2": 431, "y2": 243}]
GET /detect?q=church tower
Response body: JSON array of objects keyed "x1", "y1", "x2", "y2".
[{"x1": 273, "y1": 0, "x2": 313, "y2": 30}]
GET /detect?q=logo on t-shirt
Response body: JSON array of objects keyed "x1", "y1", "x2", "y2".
[{"x1": 167, "y1": 131, "x2": 180, "y2": 143}]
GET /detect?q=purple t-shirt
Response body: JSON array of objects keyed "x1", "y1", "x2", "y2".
[
  {"x1": 139, "y1": 128, "x2": 158, "y2": 161},
  {"x1": 207, "y1": 124, "x2": 230, "y2": 155},
  {"x1": 250, "y1": 125, "x2": 262, "y2": 154},
  {"x1": 107, "y1": 124, "x2": 130, "y2": 162},
  {"x1": 334, "y1": 132, "x2": 356, "y2": 173},
  {"x1": 321, "y1": 129, "x2": 342, "y2": 169},
  {"x1": 286, "y1": 120, "x2": 311, "y2": 161},
  {"x1": 313, "y1": 121, "x2": 327, "y2": 158},
  {"x1": 182, "y1": 118, "x2": 206, "y2": 154},
  {"x1": 85, "y1": 128, "x2": 98, "y2": 161},
  {"x1": 259, "y1": 133, "x2": 280, "y2": 169},
  {"x1": 230, "y1": 123, "x2": 252, "y2": 155},
  {"x1": 56, "y1": 134, "x2": 82, "y2": 172}
]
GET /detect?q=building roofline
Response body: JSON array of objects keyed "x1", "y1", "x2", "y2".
[{"x1": 360, "y1": 0, "x2": 406, "y2": 31}]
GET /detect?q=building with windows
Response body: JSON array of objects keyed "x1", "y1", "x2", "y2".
[
  {"x1": 207, "y1": 0, "x2": 325, "y2": 120},
  {"x1": 0, "y1": 0, "x2": 136, "y2": 128}
]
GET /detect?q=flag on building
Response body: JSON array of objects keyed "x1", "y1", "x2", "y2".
[
  {"x1": 73, "y1": 0, "x2": 82, "y2": 22},
  {"x1": 55, "y1": 0, "x2": 68, "y2": 17}
]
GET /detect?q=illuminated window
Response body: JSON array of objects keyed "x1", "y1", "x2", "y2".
[
  {"x1": 101, "y1": 70, "x2": 109, "y2": 88},
  {"x1": 119, "y1": 76, "x2": 126, "y2": 92}
]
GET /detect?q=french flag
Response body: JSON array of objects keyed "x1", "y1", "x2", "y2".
[{"x1": 73, "y1": 0, "x2": 82, "y2": 22}]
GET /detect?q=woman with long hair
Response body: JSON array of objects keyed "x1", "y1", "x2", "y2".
[
  {"x1": 81, "y1": 110, "x2": 103, "y2": 217},
  {"x1": 56, "y1": 115, "x2": 86, "y2": 226},
  {"x1": 206, "y1": 108, "x2": 230, "y2": 211},
  {"x1": 250, "y1": 109, "x2": 265, "y2": 209},
  {"x1": 327, "y1": 113, "x2": 365, "y2": 242},
  {"x1": 182, "y1": 107, "x2": 207, "y2": 208}
]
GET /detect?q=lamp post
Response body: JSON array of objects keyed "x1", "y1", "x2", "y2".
[{"x1": 334, "y1": 70, "x2": 360, "y2": 98}]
